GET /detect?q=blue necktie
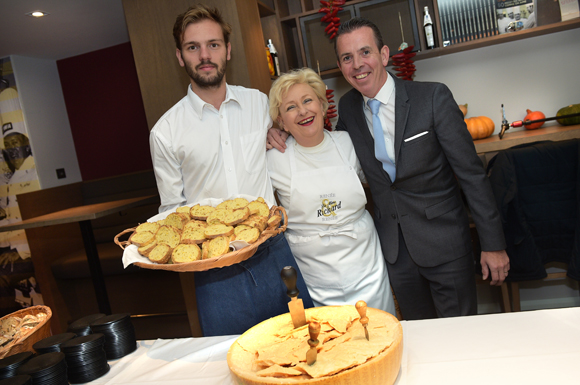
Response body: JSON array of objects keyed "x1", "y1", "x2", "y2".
[{"x1": 368, "y1": 98, "x2": 396, "y2": 181}]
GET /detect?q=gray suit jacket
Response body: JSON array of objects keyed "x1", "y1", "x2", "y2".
[{"x1": 336, "y1": 74, "x2": 505, "y2": 267}]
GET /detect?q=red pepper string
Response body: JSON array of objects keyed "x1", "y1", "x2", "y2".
[
  {"x1": 325, "y1": 88, "x2": 336, "y2": 131},
  {"x1": 319, "y1": 0, "x2": 345, "y2": 40},
  {"x1": 391, "y1": 45, "x2": 416, "y2": 81}
]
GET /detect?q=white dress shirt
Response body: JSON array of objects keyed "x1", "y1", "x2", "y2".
[
  {"x1": 363, "y1": 74, "x2": 396, "y2": 164},
  {"x1": 150, "y1": 84, "x2": 275, "y2": 213}
]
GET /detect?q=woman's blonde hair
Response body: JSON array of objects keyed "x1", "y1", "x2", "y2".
[{"x1": 269, "y1": 68, "x2": 329, "y2": 122}]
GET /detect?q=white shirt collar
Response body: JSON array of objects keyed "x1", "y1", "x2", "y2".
[
  {"x1": 363, "y1": 72, "x2": 395, "y2": 110},
  {"x1": 186, "y1": 83, "x2": 241, "y2": 118}
]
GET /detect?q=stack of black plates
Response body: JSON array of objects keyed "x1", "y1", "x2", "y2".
[
  {"x1": 61, "y1": 333, "x2": 109, "y2": 384},
  {"x1": 0, "y1": 352, "x2": 34, "y2": 380},
  {"x1": 90, "y1": 313, "x2": 136, "y2": 360},
  {"x1": 33, "y1": 333, "x2": 77, "y2": 354},
  {"x1": 67, "y1": 314, "x2": 106, "y2": 337},
  {"x1": 15, "y1": 352, "x2": 68, "y2": 385},
  {"x1": 0, "y1": 375, "x2": 32, "y2": 385}
]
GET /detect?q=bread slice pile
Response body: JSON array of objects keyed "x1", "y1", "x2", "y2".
[{"x1": 130, "y1": 197, "x2": 282, "y2": 264}]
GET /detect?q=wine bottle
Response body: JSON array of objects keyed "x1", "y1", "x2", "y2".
[
  {"x1": 267, "y1": 39, "x2": 281, "y2": 76},
  {"x1": 423, "y1": 7, "x2": 436, "y2": 49}
]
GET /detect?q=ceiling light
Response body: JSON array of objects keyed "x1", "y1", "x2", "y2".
[{"x1": 26, "y1": 11, "x2": 49, "y2": 18}]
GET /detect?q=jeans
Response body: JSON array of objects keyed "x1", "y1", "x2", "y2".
[{"x1": 194, "y1": 233, "x2": 314, "y2": 336}]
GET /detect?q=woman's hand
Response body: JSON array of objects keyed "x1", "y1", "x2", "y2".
[{"x1": 267, "y1": 128, "x2": 289, "y2": 152}]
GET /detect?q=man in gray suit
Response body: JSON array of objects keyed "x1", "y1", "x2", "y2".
[{"x1": 333, "y1": 18, "x2": 509, "y2": 319}]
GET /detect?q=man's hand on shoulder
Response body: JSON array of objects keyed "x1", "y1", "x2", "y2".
[
  {"x1": 267, "y1": 128, "x2": 289, "y2": 153},
  {"x1": 480, "y1": 250, "x2": 510, "y2": 286}
]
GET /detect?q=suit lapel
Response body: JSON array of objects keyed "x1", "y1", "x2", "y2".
[{"x1": 392, "y1": 75, "x2": 410, "y2": 164}]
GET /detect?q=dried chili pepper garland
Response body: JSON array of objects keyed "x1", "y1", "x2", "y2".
[
  {"x1": 391, "y1": 46, "x2": 416, "y2": 81},
  {"x1": 325, "y1": 88, "x2": 337, "y2": 131},
  {"x1": 317, "y1": 61, "x2": 336, "y2": 131},
  {"x1": 319, "y1": 0, "x2": 345, "y2": 40}
]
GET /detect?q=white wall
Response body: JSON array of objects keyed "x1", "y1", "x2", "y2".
[
  {"x1": 11, "y1": 55, "x2": 82, "y2": 189},
  {"x1": 324, "y1": 28, "x2": 580, "y2": 313},
  {"x1": 325, "y1": 28, "x2": 580, "y2": 134}
]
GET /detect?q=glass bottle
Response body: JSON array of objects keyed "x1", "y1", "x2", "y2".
[
  {"x1": 424, "y1": 7, "x2": 435, "y2": 49},
  {"x1": 267, "y1": 39, "x2": 281, "y2": 76}
]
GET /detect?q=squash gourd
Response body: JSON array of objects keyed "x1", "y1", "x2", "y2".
[
  {"x1": 557, "y1": 104, "x2": 580, "y2": 126},
  {"x1": 464, "y1": 116, "x2": 494, "y2": 140},
  {"x1": 524, "y1": 109, "x2": 545, "y2": 130}
]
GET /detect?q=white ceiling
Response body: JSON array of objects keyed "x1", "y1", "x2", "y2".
[{"x1": 0, "y1": 0, "x2": 130, "y2": 61}]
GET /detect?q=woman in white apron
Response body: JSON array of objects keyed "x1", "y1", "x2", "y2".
[{"x1": 267, "y1": 68, "x2": 395, "y2": 316}]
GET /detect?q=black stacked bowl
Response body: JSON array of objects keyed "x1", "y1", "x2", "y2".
[
  {"x1": 60, "y1": 333, "x2": 109, "y2": 384},
  {"x1": 15, "y1": 352, "x2": 68, "y2": 385},
  {"x1": 0, "y1": 352, "x2": 34, "y2": 380},
  {"x1": 32, "y1": 333, "x2": 77, "y2": 354},
  {"x1": 90, "y1": 313, "x2": 136, "y2": 360},
  {"x1": 67, "y1": 314, "x2": 106, "y2": 337}
]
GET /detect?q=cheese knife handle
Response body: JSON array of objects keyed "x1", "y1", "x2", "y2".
[
  {"x1": 356, "y1": 300, "x2": 369, "y2": 326},
  {"x1": 308, "y1": 321, "x2": 321, "y2": 344},
  {"x1": 281, "y1": 266, "x2": 299, "y2": 298}
]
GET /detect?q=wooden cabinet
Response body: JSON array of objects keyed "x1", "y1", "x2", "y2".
[{"x1": 260, "y1": 0, "x2": 580, "y2": 79}]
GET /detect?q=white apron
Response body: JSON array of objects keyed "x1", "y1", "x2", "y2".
[{"x1": 285, "y1": 134, "x2": 395, "y2": 315}]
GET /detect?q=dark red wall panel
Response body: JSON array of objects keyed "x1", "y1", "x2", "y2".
[{"x1": 57, "y1": 42, "x2": 152, "y2": 181}]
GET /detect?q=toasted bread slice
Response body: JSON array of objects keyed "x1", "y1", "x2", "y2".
[
  {"x1": 204, "y1": 223, "x2": 234, "y2": 239},
  {"x1": 171, "y1": 244, "x2": 202, "y2": 264},
  {"x1": 234, "y1": 224, "x2": 252, "y2": 236},
  {"x1": 137, "y1": 241, "x2": 157, "y2": 257},
  {"x1": 240, "y1": 214, "x2": 268, "y2": 232},
  {"x1": 206, "y1": 236, "x2": 231, "y2": 259},
  {"x1": 267, "y1": 214, "x2": 282, "y2": 229},
  {"x1": 181, "y1": 226, "x2": 207, "y2": 244},
  {"x1": 129, "y1": 231, "x2": 155, "y2": 247},
  {"x1": 216, "y1": 197, "x2": 249, "y2": 211},
  {"x1": 148, "y1": 243, "x2": 172, "y2": 264},
  {"x1": 164, "y1": 212, "x2": 189, "y2": 230},
  {"x1": 206, "y1": 208, "x2": 229, "y2": 225},
  {"x1": 223, "y1": 206, "x2": 250, "y2": 226},
  {"x1": 184, "y1": 220, "x2": 208, "y2": 230},
  {"x1": 200, "y1": 241, "x2": 210, "y2": 260},
  {"x1": 135, "y1": 222, "x2": 160, "y2": 234},
  {"x1": 189, "y1": 204, "x2": 216, "y2": 220},
  {"x1": 248, "y1": 200, "x2": 270, "y2": 217},
  {"x1": 155, "y1": 225, "x2": 181, "y2": 248},
  {"x1": 235, "y1": 227, "x2": 261, "y2": 244},
  {"x1": 176, "y1": 206, "x2": 192, "y2": 219}
]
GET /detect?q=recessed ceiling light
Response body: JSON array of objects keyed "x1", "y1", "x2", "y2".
[{"x1": 26, "y1": 11, "x2": 49, "y2": 18}]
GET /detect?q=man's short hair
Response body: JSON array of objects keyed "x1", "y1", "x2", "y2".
[
  {"x1": 333, "y1": 17, "x2": 385, "y2": 59},
  {"x1": 173, "y1": 4, "x2": 232, "y2": 50},
  {"x1": 268, "y1": 68, "x2": 329, "y2": 123}
]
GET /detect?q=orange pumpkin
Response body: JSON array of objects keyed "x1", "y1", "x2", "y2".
[
  {"x1": 524, "y1": 109, "x2": 546, "y2": 130},
  {"x1": 464, "y1": 116, "x2": 495, "y2": 140}
]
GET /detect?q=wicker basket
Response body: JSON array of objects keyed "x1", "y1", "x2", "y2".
[
  {"x1": 115, "y1": 205, "x2": 288, "y2": 272},
  {"x1": 0, "y1": 305, "x2": 52, "y2": 359}
]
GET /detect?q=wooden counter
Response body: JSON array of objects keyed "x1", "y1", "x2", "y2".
[{"x1": 474, "y1": 124, "x2": 580, "y2": 155}]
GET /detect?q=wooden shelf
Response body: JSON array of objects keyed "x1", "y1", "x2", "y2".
[
  {"x1": 474, "y1": 124, "x2": 580, "y2": 154},
  {"x1": 417, "y1": 18, "x2": 580, "y2": 61},
  {"x1": 267, "y1": 0, "x2": 580, "y2": 80}
]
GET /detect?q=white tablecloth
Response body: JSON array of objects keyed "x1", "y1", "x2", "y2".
[{"x1": 92, "y1": 307, "x2": 580, "y2": 385}]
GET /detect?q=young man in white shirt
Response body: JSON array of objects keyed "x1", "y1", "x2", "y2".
[{"x1": 150, "y1": 4, "x2": 312, "y2": 336}]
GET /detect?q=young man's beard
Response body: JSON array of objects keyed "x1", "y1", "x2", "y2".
[{"x1": 185, "y1": 59, "x2": 227, "y2": 89}]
